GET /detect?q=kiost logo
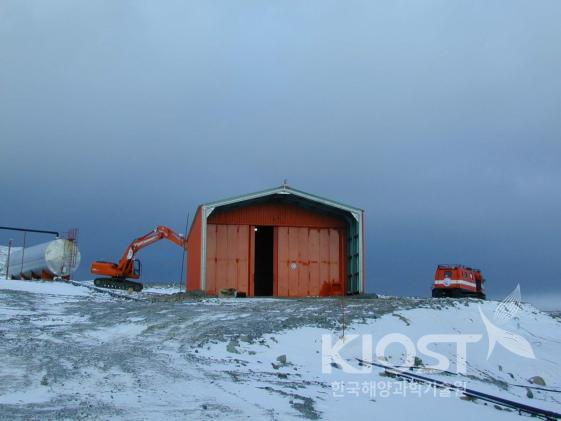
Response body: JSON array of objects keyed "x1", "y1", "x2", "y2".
[
  {"x1": 322, "y1": 284, "x2": 535, "y2": 375},
  {"x1": 479, "y1": 284, "x2": 535, "y2": 360}
]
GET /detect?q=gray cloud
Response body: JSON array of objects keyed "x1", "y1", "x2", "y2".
[{"x1": 1, "y1": 0, "x2": 560, "y2": 297}]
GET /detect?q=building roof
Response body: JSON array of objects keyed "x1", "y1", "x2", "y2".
[{"x1": 202, "y1": 185, "x2": 363, "y2": 217}]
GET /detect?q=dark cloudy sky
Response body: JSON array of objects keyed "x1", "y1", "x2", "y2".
[{"x1": 1, "y1": 1, "x2": 560, "y2": 300}]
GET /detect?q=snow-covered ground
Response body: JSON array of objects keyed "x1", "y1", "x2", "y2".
[
  {"x1": 73, "y1": 280, "x2": 183, "y2": 300},
  {"x1": 0, "y1": 279, "x2": 559, "y2": 420},
  {"x1": 0, "y1": 278, "x2": 90, "y2": 296},
  {"x1": 142, "y1": 285, "x2": 182, "y2": 295}
]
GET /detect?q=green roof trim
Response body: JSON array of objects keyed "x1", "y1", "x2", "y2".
[{"x1": 202, "y1": 185, "x2": 363, "y2": 214}]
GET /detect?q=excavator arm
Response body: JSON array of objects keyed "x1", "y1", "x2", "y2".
[{"x1": 91, "y1": 225, "x2": 186, "y2": 292}]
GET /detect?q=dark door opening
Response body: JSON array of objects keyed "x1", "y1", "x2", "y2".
[{"x1": 254, "y1": 226, "x2": 274, "y2": 296}]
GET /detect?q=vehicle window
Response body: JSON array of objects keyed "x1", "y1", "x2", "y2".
[
  {"x1": 445, "y1": 271, "x2": 452, "y2": 278},
  {"x1": 464, "y1": 272, "x2": 467, "y2": 278}
]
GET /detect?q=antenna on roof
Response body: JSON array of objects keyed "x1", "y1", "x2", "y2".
[{"x1": 282, "y1": 179, "x2": 288, "y2": 189}]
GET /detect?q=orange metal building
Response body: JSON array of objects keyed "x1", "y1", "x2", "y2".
[{"x1": 185, "y1": 185, "x2": 364, "y2": 297}]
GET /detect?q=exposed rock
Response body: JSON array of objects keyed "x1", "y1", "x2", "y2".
[
  {"x1": 219, "y1": 288, "x2": 237, "y2": 298},
  {"x1": 226, "y1": 339, "x2": 240, "y2": 354},
  {"x1": 392, "y1": 313, "x2": 411, "y2": 326},
  {"x1": 276, "y1": 354, "x2": 287, "y2": 365},
  {"x1": 529, "y1": 376, "x2": 546, "y2": 386}
]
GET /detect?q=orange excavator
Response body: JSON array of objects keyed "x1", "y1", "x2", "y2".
[{"x1": 91, "y1": 225, "x2": 186, "y2": 292}]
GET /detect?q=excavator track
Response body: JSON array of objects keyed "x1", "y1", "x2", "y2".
[{"x1": 94, "y1": 277, "x2": 143, "y2": 292}]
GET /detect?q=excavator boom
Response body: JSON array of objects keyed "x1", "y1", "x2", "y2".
[{"x1": 90, "y1": 225, "x2": 186, "y2": 292}]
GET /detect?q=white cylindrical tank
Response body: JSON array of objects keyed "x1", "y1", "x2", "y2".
[{"x1": 8, "y1": 239, "x2": 81, "y2": 278}]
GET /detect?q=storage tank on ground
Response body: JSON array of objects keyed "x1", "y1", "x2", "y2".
[{"x1": 7, "y1": 239, "x2": 81, "y2": 279}]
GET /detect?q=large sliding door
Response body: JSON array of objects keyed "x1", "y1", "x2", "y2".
[
  {"x1": 206, "y1": 224, "x2": 250, "y2": 295},
  {"x1": 206, "y1": 224, "x2": 345, "y2": 297},
  {"x1": 276, "y1": 227, "x2": 345, "y2": 297}
]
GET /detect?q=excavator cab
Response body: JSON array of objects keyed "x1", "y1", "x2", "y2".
[{"x1": 133, "y1": 259, "x2": 141, "y2": 277}]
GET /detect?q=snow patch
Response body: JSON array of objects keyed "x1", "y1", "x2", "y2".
[{"x1": 0, "y1": 278, "x2": 91, "y2": 296}]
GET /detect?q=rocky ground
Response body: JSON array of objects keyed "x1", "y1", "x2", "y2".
[{"x1": 0, "y1": 280, "x2": 559, "y2": 420}]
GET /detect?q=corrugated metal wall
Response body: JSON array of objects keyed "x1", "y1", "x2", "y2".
[
  {"x1": 186, "y1": 208, "x2": 202, "y2": 291},
  {"x1": 208, "y1": 202, "x2": 346, "y2": 229},
  {"x1": 347, "y1": 215, "x2": 361, "y2": 294}
]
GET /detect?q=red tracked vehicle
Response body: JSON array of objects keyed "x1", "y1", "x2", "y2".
[{"x1": 432, "y1": 264, "x2": 486, "y2": 299}]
